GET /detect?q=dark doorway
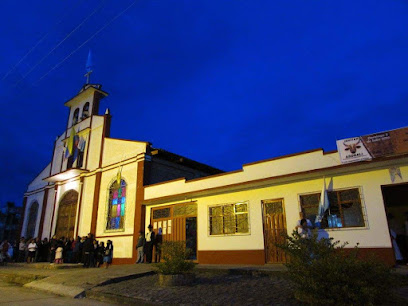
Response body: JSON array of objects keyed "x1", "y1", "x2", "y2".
[
  {"x1": 381, "y1": 183, "x2": 408, "y2": 262},
  {"x1": 186, "y1": 217, "x2": 197, "y2": 260}
]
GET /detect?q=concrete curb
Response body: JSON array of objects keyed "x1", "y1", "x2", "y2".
[{"x1": 24, "y1": 282, "x2": 86, "y2": 298}]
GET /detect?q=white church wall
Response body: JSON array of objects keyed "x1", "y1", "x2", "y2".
[
  {"x1": 40, "y1": 187, "x2": 56, "y2": 240},
  {"x1": 27, "y1": 164, "x2": 51, "y2": 192},
  {"x1": 51, "y1": 135, "x2": 65, "y2": 176},
  {"x1": 22, "y1": 193, "x2": 44, "y2": 239}
]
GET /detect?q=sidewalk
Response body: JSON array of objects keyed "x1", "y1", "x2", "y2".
[
  {"x1": 1, "y1": 263, "x2": 407, "y2": 305},
  {"x1": 0, "y1": 263, "x2": 285, "y2": 297},
  {"x1": 0, "y1": 263, "x2": 155, "y2": 298}
]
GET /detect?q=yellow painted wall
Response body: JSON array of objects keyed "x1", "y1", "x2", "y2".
[
  {"x1": 86, "y1": 116, "x2": 105, "y2": 170},
  {"x1": 102, "y1": 138, "x2": 147, "y2": 167},
  {"x1": 145, "y1": 164, "x2": 408, "y2": 253},
  {"x1": 78, "y1": 175, "x2": 96, "y2": 237}
]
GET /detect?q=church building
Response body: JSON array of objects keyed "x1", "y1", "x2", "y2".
[
  {"x1": 21, "y1": 82, "x2": 222, "y2": 264},
  {"x1": 22, "y1": 79, "x2": 408, "y2": 266}
]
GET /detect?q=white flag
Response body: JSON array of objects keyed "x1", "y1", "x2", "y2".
[{"x1": 315, "y1": 179, "x2": 330, "y2": 226}]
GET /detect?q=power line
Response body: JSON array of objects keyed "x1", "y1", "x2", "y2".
[
  {"x1": 2, "y1": 0, "x2": 85, "y2": 81},
  {"x1": 15, "y1": 0, "x2": 107, "y2": 86},
  {"x1": 33, "y1": 0, "x2": 138, "y2": 86}
]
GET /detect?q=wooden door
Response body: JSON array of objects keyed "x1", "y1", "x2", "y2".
[
  {"x1": 151, "y1": 203, "x2": 197, "y2": 259},
  {"x1": 262, "y1": 199, "x2": 287, "y2": 263},
  {"x1": 55, "y1": 190, "x2": 78, "y2": 239}
]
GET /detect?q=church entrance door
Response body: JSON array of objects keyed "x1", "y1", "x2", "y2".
[
  {"x1": 262, "y1": 198, "x2": 287, "y2": 263},
  {"x1": 55, "y1": 190, "x2": 78, "y2": 239}
]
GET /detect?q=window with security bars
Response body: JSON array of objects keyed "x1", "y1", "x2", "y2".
[
  {"x1": 106, "y1": 179, "x2": 127, "y2": 230},
  {"x1": 209, "y1": 202, "x2": 249, "y2": 235},
  {"x1": 300, "y1": 188, "x2": 365, "y2": 229}
]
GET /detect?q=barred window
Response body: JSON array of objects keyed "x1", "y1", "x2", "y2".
[
  {"x1": 209, "y1": 202, "x2": 249, "y2": 235},
  {"x1": 106, "y1": 179, "x2": 126, "y2": 230},
  {"x1": 300, "y1": 188, "x2": 365, "y2": 229}
]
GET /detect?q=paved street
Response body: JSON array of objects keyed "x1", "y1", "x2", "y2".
[{"x1": 0, "y1": 280, "x2": 114, "y2": 305}]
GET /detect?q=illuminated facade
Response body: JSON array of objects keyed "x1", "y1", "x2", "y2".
[{"x1": 22, "y1": 82, "x2": 408, "y2": 265}]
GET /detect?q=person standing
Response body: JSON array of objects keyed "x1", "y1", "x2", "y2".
[
  {"x1": 145, "y1": 224, "x2": 155, "y2": 263},
  {"x1": 55, "y1": 242, "x2": 64, "y2": 264},
  {"x1": 34, "y1": 238, "x2": 41, "y2": 262},
  {"x1": 154, "y1": 228, "x2": 163, "y2": 263},
  {"x1": 49, "y1": 235, "x2": 58, "y2": 263},
  {"x1": 41, "y1": 238, "x2": 50, "y2": 263},
  {"x1": 72, "y1": 236, "x2": 81, "y2": 263},
  {"x1": 0, "y1": 240, "x2": 11, "y2": 264},
  {"x1": 27, "y1": 239, "x2": 37, "y2": 263},
  {"x1": 97, "y1": 241, "x2": 105, "y2": 267},
  {"x1": 103, "y1": 240, "x2": 113, "y2": 268},
  {"x1": 18, "y1": 238, "x2": 26, "y2": 262},
  {"x1": 82, "y1": 233, "x2": 93, "y2": 268},
  {"x1": 135, "y1": 231, "x2": 145, "y2": 264}
]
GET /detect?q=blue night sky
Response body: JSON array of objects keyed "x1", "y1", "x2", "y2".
[{"x1": 1, "y1": 1, "x2": 407, "y2": 206}]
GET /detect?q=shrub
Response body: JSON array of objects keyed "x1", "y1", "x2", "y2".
[
  {"x1": 277, "y1": 230, "x2": 396, "y2": 305},
  {"x1": 155, "y1": 241, "x2": 195, "y2": 275}
]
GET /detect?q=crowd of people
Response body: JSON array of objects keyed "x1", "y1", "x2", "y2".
[
  {"x1": 0, "y1": 233, "x2": 114, "y2": 268},
  {"x1": 1, "y1": 224, "x2": 164, "y2": 266}
]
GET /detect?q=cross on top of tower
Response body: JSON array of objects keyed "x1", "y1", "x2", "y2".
[{"x1": 84, "y1": 50, "x2": 93, "y2": 84}]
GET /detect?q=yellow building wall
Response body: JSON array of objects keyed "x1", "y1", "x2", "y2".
[
  {"x1": 78, "y1": 175, "x2": 96, "y2": 237},
  {"x1": 145, "y1": 164, "x2": 408, "y2": 253},
  {"x1": 94, "y1": 161, "x2": 139, "y2": 258},
  {"x1": 102, "y1": 138, "x2": 147, "y2": 167},
  {"x1": 86, "y1": 116, "x2": 105, "y2": 170}
]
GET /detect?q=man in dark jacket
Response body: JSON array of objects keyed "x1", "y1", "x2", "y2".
[
  {"x1": 145, "y1": 225, "x2": 155, "y2": 263},
  {"x1": 135, "y1": 231, "x2": 145, "y2": 264},
  {"x1": 82, "y1": 233, "x2": 93, "y2": 268}
]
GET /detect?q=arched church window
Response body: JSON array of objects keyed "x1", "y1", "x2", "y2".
[
  {"x1": 82, "y1": 102, "x2": 90, "y2": 119},
  {"x1": 106, "y1": 179, "x2": 126, "y2": 230},
  {"x1": 26, "y1": 201, "x2": 39, "y2": 238},
  {"x1": 73, "y1": 108, "x2": 80, "y2": 125}
]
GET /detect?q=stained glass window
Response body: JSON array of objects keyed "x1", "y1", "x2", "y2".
[{"x1": 106, "y1": 179, "x2": 126, "y2": 230}]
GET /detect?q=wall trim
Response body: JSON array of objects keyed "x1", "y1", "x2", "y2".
[
  {"x1": 90, "y1": 172, "x2": 102, "y2": 235},
  {"x1": 198, "y1": 250, "x2": 265, "y2": 265}
]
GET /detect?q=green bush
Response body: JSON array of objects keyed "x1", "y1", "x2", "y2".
[
  {"x1": 155, "y1": 241, "x2": 195, "y2": 275},
  {"x1": 277, "y1": 230, "x2": 396, "y2": 305}
]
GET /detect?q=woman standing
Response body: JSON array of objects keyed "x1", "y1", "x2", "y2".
[
  {"x1": 27, "y1": 239, "x2": 37, "y2": 263},
  {"x1": 103, "y1": 240, "x2": 113, "y2": 268},
  {"x1": 97, "y1": 241, "x2": 105, "y2": 267}
]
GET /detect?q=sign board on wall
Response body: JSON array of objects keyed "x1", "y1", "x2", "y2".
[{"x1": 337, "y1": 127, "x2": 408, "y2": 164}]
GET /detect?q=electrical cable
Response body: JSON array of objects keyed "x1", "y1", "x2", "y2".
[
  {"x1": 2, "y1": 0, "x2": 85, "y2": 81},
  {"x1": 14, "y1": 0, "x2": 107, "y2": 86},
  {"x1": 32, "y1": 0, "x2": 138, "y2": 86}
]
